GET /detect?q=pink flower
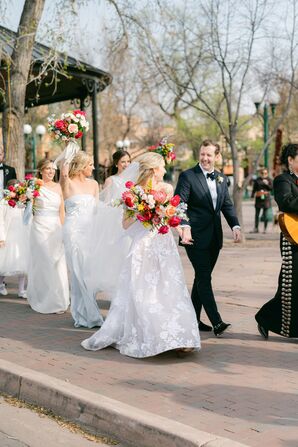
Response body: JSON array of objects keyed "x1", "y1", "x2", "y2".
[
  {"x1": 168, "y1": 216, "x2": 181, "y2": 227},
  {"x1": 153, "y1": 190, "x2": 167, "y2": 203},
  {"x1": 122, "y1": 191, "x2": 135, "y2": 208},
  {"x1": 170, "y1": 195, "x2": 181, "y2": 206},
  {"x1": 158, "y1": 225, "x2": 169, "y2": 234},
  {"x1": 25, "y1": 173, "x2": 33, "y2": 180},
  {"x1": 125, "y1": 181, "x2": 135, "y2": 189},
  {"x1": 33, "y1": 190, "x2": 40, "y2": 198},
  {"x1": 170, "y1": 152, "x2": 176, "y2": 160},
  {"x1": 137, "y1": 211, "x2": 152, "y2": 222},
  {"x1": 8, "y1": 185, "x2": 15, "y2": 192},
  {"x1": 8, "y1": 199, "x2": 16, "y2": 208},
  {"x1": 68, "y1": 123, "x2": 79, "y2": 134}
]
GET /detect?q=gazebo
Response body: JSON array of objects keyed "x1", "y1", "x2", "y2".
[{"x1": 0, "y1": 25, "x2": 112, "y2": 180}]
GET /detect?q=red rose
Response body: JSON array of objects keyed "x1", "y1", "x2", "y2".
[
  {"x1": 33, "y1": 190, "x2": 40, "y2": 198},
  {"x1": 55, "y1": 120, "x2": 65, "y2": 129},
  {"x1": 25, "y1": 173, "x2": 33, "y2": 180},
  {"x1": 158, "y1": 225, "x2": 169, "y2": 234},
  {"x1": 137, "y1": 214, "x2": 146, "y2": 222},
  {"x1": 142, "y1": 211, "x2": 152, "y2": 221},
  {"x1": 125, "y1": 197, "x2": 134, "y2": 208},
  {"x1": 168, "y1": 216, "x2": 181, "y2": 227},
  {"x1": 73, "y1": 110, "x2": 86, "y2": 117},
  {"x1": 148, "y1": 145, "x2": 158, "y2": 151},
  {"x1": 8, "y1": 199, "x2": 16, "y2": 208},
  {"x1": 170, "y1": 195, "x2": 181, "y2": 206},
  {"x1": 170, "y1": 152, "x2": 176, "y2": 160},
  {"x1": 125, "y1": 181, "x2": 135, "y2": 189},
  {"x1": 75, "y1": 131, "x2": 83, "y2": 139},
  {"x1": 8, "y1": 185, "x2": 15, "y2": 192}
]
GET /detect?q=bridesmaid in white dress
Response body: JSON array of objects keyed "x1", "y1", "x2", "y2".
[
  {"x1": 81, "y1": 152, "x2": 201, "y2": 358},
  {"x1": 27, "y1": 159, "x2": 69, "y2": 314},
  {"x1": 101, "y1": 149, "x2": 131, "y2": 197},
  {"x1": 60, "y1": 151, "x2": 103, "y2": 328},
  {"x1": 0, "y1": 186, "x2": 29, "y2": 298}
]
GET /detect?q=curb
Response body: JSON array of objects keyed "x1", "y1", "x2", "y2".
[{"x1": 0, "y1": 359, "x2": 248, "y2": 447}]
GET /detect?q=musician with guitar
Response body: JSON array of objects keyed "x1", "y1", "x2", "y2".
[{"x1": 255, "y1": 143, "x2": 298, "y2": 339}]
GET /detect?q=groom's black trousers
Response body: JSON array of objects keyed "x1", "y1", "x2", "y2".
[{"x1": 185, "y1": 239, "x2": 222, "y2": 327}]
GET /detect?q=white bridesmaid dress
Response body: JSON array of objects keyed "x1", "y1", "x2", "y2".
[
  {"x1": 63, "y1": 194, "x2": 103, "y2": 328},
  {"x1": 27, "y1": 187, "x2": 69, "y2": 313}
]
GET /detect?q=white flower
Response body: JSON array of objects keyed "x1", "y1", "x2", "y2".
[{"x1": 217, "y1": 175, "x2": 224, "y2": 184}]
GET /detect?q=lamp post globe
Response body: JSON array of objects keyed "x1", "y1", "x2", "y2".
[
  {"x1": 36, "y1": 124, "x2": 46, "y2": 136},
  {"x1": 23, "y1": 124, "x2": 32, "y2": 135}
]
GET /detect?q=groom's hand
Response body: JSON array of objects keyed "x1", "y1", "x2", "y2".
[
  {"x1": 233, "y1": 228, "x2": 241, "y2": 243},
  {"x1": 181, "y1": 227, "x2": 194, "y2": 245}
]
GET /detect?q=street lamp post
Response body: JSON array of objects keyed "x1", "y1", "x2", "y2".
[
  {"x1": 24, "y1": 124, "x2": 46, "y2": 171},
  {"x1": 254, "y1": 101, "x2": 277, "y2": 169},
  {"x1": 116, "y1": 139, "x2": 130, "y2": 150}
]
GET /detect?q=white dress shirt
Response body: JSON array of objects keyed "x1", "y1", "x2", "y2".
[{"x1": 199, "y1": 164, "x2": 217, "y2": 209}]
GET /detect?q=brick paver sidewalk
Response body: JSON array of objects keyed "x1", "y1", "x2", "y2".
[{"x1": 0, "y1": 201, "x2": 297, "y2": 447}]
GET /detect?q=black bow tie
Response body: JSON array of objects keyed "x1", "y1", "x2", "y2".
[{"x1": 206, "y1": 172, "x2": 215, "y2": 181}]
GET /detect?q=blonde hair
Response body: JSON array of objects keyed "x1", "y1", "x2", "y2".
[
  {"x1": 69, "y1": 151, "x2": 93, "y2": 179},
  {"x1": 135, "y1": 152, "x2": 164, "y2": 185},
  {"x1": 37, "y1": 159, "x2": 54, "y2": 178}
]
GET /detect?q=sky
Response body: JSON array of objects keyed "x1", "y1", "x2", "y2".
[{"x1": 0, "y1": 0, "x2": 108, "y2": 70}]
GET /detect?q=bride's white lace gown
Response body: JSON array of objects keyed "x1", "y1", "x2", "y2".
[
  {"x1": 27, "y1": 187, "x2": 69, "y2": 314},
  {"x1": 63, "y1": 194, "x2": 103, "y2": 328},
  {"x1": 81, "y1": 221, "x2": 201, "y2": 358}
]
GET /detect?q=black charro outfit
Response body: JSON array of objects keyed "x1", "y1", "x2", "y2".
[
  {"x1": 255, "y1": 172, "x2": 298, "y2": 338},
  {"x1": 251, "y1": 175, "x2": 273, "y2": 231},
  {"x1": 175, "y1": 164, "x2": 239, "y2": 327}
]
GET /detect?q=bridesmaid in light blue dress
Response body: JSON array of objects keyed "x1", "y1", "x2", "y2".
[{"x1": 60, "y1": 151, "x2": 103, "y2": 328}]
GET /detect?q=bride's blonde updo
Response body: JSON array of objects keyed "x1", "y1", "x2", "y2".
[
  {"x1": 69, "y1": 151, "x2": 93, "y2": 179},
  {"x1": 135, "y1": 152, "x2": 164, "y2": 185}
]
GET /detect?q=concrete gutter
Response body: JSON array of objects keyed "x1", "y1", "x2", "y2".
[{"x1": 0, "y1": 359, "x2": 248, "y2": 447}]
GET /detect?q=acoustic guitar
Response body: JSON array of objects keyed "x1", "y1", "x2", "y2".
[{"x1": 278, "y1": 212, "x2": 298, "y2": 245}]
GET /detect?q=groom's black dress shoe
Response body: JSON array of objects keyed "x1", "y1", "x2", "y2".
[
  {"x1": 257, "y1": 324, "x2": 268, "y2": 339},
  {"x1": 214, "y1": 322, "x2": 231, "y2": 336},
  {"x1": 199, "y1": 321, "x2": 212, "y2": 332}
]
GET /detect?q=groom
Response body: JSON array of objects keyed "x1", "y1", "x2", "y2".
[{"x1": 175, "y1": 139, "x2": 241, "y2": 336}]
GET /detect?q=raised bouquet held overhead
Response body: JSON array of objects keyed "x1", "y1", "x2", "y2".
[
  {"x1": 48, "y1": 110, "x2": 89, "y2": 168},
  {"x1": 148, "y1": 137, "x2": 176, "y2": 164}
]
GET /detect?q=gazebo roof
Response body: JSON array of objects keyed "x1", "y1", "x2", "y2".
[{"x1": 0, "y1": 25, "x2": 112, "y2": 111}]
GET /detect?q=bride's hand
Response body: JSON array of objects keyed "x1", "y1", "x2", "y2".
[
  {"x1": 176, "y1": 226, "x2": 183, "y2": 238},
  {"x1": 122, "y1": 215, "x2": 136, "y2": 230}
]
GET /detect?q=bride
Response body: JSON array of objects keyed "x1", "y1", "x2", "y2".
[
  {"x1": 60, "y1": 151, "x2": 103, "y2": 328},
  {"x1": 81, "y1": 152, "x2": 200, "y2": 358}
]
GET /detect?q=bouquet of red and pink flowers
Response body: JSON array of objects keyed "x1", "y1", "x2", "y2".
[
  {"x1": 47, "y1": 110, "x2": 89, "y2": 142},
  {"x1": 148, "y1": 137, "x2": 176, "y2": 164},
  {"x1": 115, "y1": 181, "x2": 188, "y2": 234},
  {"x1": 3, "y1": 174, "x2": 43, "y2": 209}
]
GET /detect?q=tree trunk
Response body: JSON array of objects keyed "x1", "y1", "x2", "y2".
[
  {"x1": 230, "y1": 130, "x2": 245, "y2": 235},
  {"x1": 3, "y1": 0, "x2": 45, "y2": 179}
]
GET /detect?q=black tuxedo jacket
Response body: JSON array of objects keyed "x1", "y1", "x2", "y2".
[
  {"x1": 274, "y1": 172, "x2": 298, "y2": 214},
  {"x1": 175, "y1": 164, "x2": 239, "y2": 249},
  {"x1": 1, "y1": 164, "x2": 17, "y2": 188}
]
